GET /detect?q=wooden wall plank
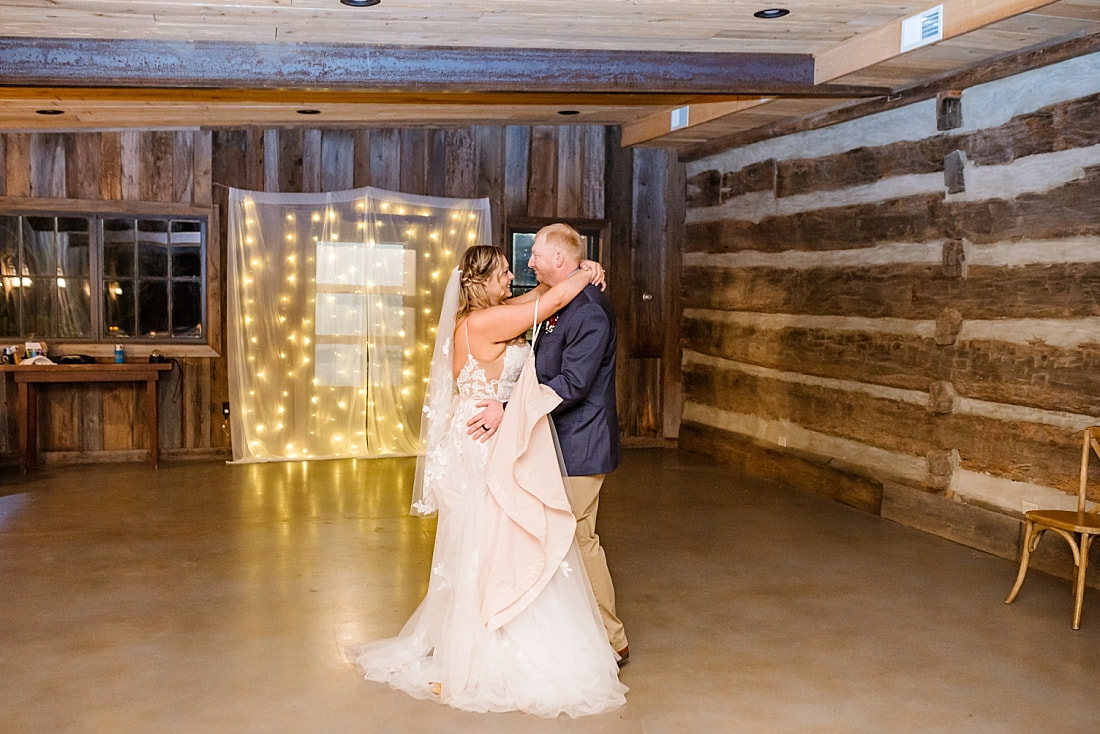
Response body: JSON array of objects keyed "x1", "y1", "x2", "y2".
[
  {"x1": 399, "y1": 129, "x2": 428, "y2": 195},
  {"x1": 192, "y1": 130, "x2": 213, "y2": 206},
  {"x1": 65, "y1": 133, "x2": 102, "y2": 200},
  {"x1": 682, "y1": 262, "x2": 1100, "y2": 319},
  {"x1": 556, "y1": 125, "x2": 583, "y2": 215},
  {"x1": 352, "y1": 129, "x2": 371, "y2": 189},
  {"x1": 173, "y1": 130, "x2": 194, "y2": 203},
  {"x1": 444, "y1": 127, "x2": 476, "y2": 198},
  {"x1": 321, "y1": 129, "x2": 354, "y2": 192},
  {"x1": 582, "y1": 125, "x2": 606, "y2": 220},
  {"x1": 30, "y1": 133, "x2": 66, "y2": 198},
  {"x1": 262, "y1": 129, "x2": 281, "y2": 193},
  {"x1": 369, "y1": 128, "x2": 401, "y2": 192},
  {"x1": 301, "y1": 129, "x2": 322, "y2": 193},
  {"x1": 526, "y1": 126, "x2": 557, "y2": 217},
  {"x1": 428, "y1": 130, "x2": 448, "y2": 198},
  {"x1": 120, "y1": 130, "x2": 141, "y2": 200},
  {"x1": 663, "y1": 152, "x2": 685, "y2": 439},
  {"x1": 503, "y1": 125, "x2": 530, "y2": 219},
  {"x1": 3, "y1": 133, "x2": 31, "y2": 197},
  {"x1": 276, "y1": 129, "x2": 304, "y2": 194},
  {"x1": 100, "y1": 132, "x2": 123, "y2": 200},
  {"x1": 140, "y1": 130, "x2": 175, "y2": 202},
  {"x1": 474, "y1": 125, "x2": 504, "y2": 247},
  {"x1": 158, "y1": 362, "x2": 182, "y2": 449},
  {"x1": 630, "y1": 147, "x2": 668, "y2": 359}
]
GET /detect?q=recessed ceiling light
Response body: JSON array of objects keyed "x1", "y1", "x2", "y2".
[
  {"x1": 35, "y1": 109, "x2": 64, "y2": 115},
  {"x1": 340, "y1": 0, "x2": 381, "y2": 6},
  {"x1": 557, "y1": 110, "x2": 581, "y2": 116},
  {"x1": 753, "y1": 8, "x2": 790, "y2": 19},
  {"x1": 297, "y1": 109, "x2": 322, "y2": 115}
]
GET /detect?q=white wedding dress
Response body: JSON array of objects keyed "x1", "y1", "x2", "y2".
[{"x1": 348, "y1": 336, "x2": 627, "y2": 718}]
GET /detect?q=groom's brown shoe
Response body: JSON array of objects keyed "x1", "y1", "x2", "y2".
[{"x1": 616, "y1": 646, "x2": 629, "y2": 667}]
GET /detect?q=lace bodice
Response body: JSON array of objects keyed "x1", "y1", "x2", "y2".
[{"x1": 457, "y1": 341, "x2": 531, "y2": 402}]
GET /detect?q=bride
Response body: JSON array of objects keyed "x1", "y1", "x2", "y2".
[{"x1": 348, "y1": 245, "x2": 628, "y2": 718}]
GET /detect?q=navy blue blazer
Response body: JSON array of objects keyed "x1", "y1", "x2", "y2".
[{"x1": 533, "y1": 283, "x2": 621, "y2": 477}]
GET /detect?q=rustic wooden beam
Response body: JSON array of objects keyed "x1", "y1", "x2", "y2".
[
  {"x1": 814, "y1": 0, "x2": 1062, "y2": 84},
  {"x1": 681, "y1": 29, "x2": 1100, "y2": 162},
  {"x1": 0, "y1": 37, "x2": 889, "y2": 97},
  {"x1": 620, "y1": 98, "x2": 773, "y2": 147}
]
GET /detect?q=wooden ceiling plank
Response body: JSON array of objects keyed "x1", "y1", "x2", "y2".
[
  {"x1": 813, "y1": 0, "x2": 1063, "y2": 84},
  {"x1": 620, "y1": 98, "x2": 773, "y2": 147}
]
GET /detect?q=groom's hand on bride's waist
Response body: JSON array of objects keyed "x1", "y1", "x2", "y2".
[{"x1": 467, "y1": 400, "x2": 505, "y2": 442}]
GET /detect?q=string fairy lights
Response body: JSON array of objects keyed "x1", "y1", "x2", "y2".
[{"x1": 227, "y1": 187, "x2": 487, "y2": 463}]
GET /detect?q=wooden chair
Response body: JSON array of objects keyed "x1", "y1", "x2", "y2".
[{"x1": 1005, "y1": 426, "x2": 1100, "y2": 629}]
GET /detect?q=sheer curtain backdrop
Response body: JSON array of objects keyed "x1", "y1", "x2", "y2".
[{"x1": 227, "y1": 186, "x2": 490, "y2": 463}]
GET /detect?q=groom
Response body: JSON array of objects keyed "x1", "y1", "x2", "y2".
[{"x1": 527, "y1": 223, "x2": 628, "y2": 663}]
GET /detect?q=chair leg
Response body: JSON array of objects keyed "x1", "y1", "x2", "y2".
[
  {"x1": 1006, "y1": 519, "x2": 1036, "y2": 604},
  {"x1": 1072, "y1": 533, "x2": 1093, "y2": 630}
]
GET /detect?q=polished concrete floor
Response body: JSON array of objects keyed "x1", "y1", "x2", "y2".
[{"x1": 2, "y1": 448, "x2": 1099, "y2": 733}]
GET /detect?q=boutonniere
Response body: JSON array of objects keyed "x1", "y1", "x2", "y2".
[{"x1": 543, "y1": 315, "x2": 559, "y2": 334}]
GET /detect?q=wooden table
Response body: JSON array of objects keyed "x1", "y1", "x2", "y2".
[{"x1": 1, "y1": 363, "x2": 173, "y2": 472}]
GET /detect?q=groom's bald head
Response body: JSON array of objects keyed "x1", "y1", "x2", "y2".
[{"x1": 529, "y1": 223, "x2": 583, "y2": 286}]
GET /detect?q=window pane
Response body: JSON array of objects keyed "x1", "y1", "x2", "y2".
[
  {"x1": 103, "y1": 219, "x2": 136, "y2": 278},
  {"x1": 170, "y1": 220, "x2": 203, "y2": 279},
  {"x1": 23, "y1": 277, "x2": 54, "y2": 335},
  {"x1": 172, "y1": 245, "x2": 202, "y2": 278},
  {"x1": 23, "y1": 217, "x2": 56, "y2": 277},
  {"x1": 511, "y1": 232, "x2": 537, "y2": 288},
  {"x1": 172, "y1": 281, "x2": 203, "y2": 338},
  {"x1": 138, "y1": 224, "x2": 169, "y2": 278},
  {"x1": 53, "y1": 277, "x2": 92, "y2": 338},
  {"x1": 104, "y1": 279, "x2": 135, "y2": 338},
  {"x1": 138, "y1": 280, "x2": 169, "y2": 337}
]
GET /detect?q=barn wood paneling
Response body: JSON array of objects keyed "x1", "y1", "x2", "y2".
[
  {"x1": 681, "y1": 63, "x2": 1100, "y2": 519},
  {"x1": 683, "y1": 358, "x2": 1083, "y2": 492},
  {"x1": 1, "y1": 122, "x2": 676, "y2": 463},
  {"x1": 681, "y1": 262, "x2": 1100, "y2": 319},
  {"x1": 682, "y1": 315, "x2": 1100, "y2": 416}
]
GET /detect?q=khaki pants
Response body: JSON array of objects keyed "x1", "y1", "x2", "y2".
[{"x1": 567, "y1": 473, "x2": 627, "y2": 652}]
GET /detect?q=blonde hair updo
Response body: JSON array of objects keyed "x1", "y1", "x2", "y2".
[{"x1": 458, "y1": 245, "x2": 508, "y2": 318}]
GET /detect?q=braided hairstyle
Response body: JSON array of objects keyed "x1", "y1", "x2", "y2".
[{"x1": 458, "y1": 245, "x2": 508, "y2": 318}]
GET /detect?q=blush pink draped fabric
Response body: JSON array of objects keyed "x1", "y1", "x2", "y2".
[{"x1": 480, "y1": 354, "x2": 577, "y2": 631}]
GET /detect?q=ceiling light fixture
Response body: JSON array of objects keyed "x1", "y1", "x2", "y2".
[
  {"x1": 297, "y1": 109, "x2": 322, "y2": 115},
  {"x1": 753, "y1": 8, "x2": 790, "y2": 19},
  {"x1": 35, "y1": 109, "x2": 64, "y2": 115},
  {"x1": 557, "y1": 110, "x2": 581, "y2": 116},
  {"x1": 340, "y1": 0, "x2": 381, "y2": 6}
]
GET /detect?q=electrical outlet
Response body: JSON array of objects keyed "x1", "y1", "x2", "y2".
[
  {"x1": 222, "y1": 402, "x2": 231, "y2": 419},
  {"x1": 1022, "y1": 501, "x2": 1039, "y2": 513},
  {"x1": 778, "y1": 435, "x2": 788, "y2": 447}
]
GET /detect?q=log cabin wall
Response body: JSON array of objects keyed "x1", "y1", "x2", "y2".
[
  {"x1": 0, "y1": 124, "x2": 681, "y2": 465},
  {"x1": 680, "y1": 52, "x2": 1100, "y2": 565}
]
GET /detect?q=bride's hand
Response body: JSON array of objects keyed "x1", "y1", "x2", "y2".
[{"x1": 579, "y1": 260, "x2": 606, "y2": 291}]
